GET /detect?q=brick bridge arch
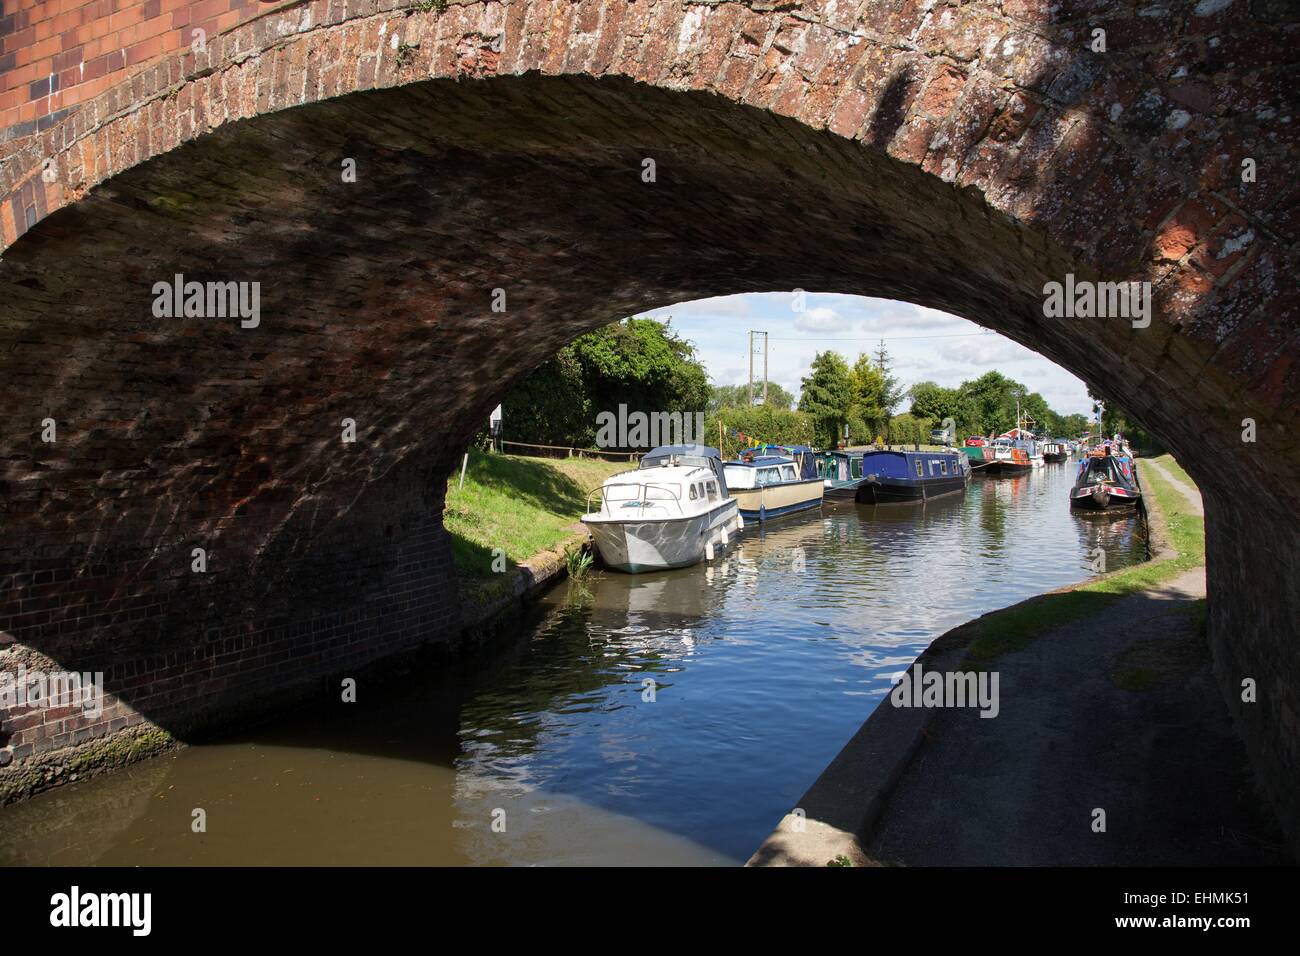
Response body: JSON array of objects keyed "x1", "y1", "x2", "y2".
[{"x1": 0, "y1": 1, "x2": 1296, "y2": 846}]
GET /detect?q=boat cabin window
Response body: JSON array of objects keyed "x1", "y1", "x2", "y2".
[
  {"x1": 706, "y1": 481, "x2": 718, "y2": 501},
  {"x1": 851, "y1": 458, "x2": 863, "y2": 480},
  {"x1": 781, "y1": 465, "x2": 796, "y2": 481},
  {"x1": 757, "y1": 468, "x2": 779, "y2": 486},
  {"x1": 915, "y1": 460, "x2": 924, "y2": 478},
  {"x1": 688, "y1": 484, "x2": 698, "y2": 501},
  {"x1": 940, "y1": 459, "x2": 948, "y2": 475}
]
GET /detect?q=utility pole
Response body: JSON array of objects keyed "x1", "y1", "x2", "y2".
[
  {"x1": 747, "y1": 330, "x2": 754, "y2": 407},
  {"x1": 748, "y1": 330, "x2": 769, "y2": 406}
]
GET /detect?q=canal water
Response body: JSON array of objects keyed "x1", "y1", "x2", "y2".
[{"x1": 1, "y1": 462, "x2": 1146, "y2": 866}]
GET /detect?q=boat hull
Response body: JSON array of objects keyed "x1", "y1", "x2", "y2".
[
  {"x1": 731, "y1": 479, "x2": 823, "y2": 521},
  {"x1": 982, "y1": 443, "x2": 1033, "y2": 474},
  {"x1": 1069, "y1": 488, "x2": 1140, "y2": 511},
  {"x1": 584, "y1": 499, "x2": 740, "y2": 572},
  {"x1": 822, "y1": 480, "x2": 866, "y2": 502},
  {"x1": 857, "y1": 474, "x2": 968, "y2": 504},
  {"x1": 981, "y1": 460, "x2": 1033, "y2": 475},
  {"x1": 1043, "y1": 451, "x2": 1069, "y2": 463}
]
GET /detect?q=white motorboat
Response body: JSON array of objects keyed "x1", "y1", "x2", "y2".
[{"x1": 581, "y1": 444, "x2": 742, "y2": 573}]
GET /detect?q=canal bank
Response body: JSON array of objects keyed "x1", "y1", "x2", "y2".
[
  {"x1": 446, "y1": 451, "x2": 628, "y2": 640},
  {"x1": 749, "y1": 456, "x2": 1292, "y2": 866},
  {"x1": 0, "y1": 452, "x2": 624, "y2": 806},
  {"x1": 3, "y1": 460, "x2": 1158, "y2": 865}
]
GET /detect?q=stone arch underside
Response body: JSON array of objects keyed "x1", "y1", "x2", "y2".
[{"x1": 0, "y1": 1, "x2": 1296, "y2": 848}]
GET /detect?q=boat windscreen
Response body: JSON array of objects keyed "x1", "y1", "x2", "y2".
[
  {"x1": 1084, "y1": 458, "x2": 1124, "y2": 483},
  {"x1": 640, "y1": 454, "x2": 714, "y2": 471}
]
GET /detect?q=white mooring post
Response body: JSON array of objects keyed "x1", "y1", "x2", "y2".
[{"x1": 458, "y1": 452, "x2": 469, "y2": 490}]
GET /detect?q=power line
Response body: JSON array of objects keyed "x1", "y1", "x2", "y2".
[{"x1": 766, "y1": 330, "x2": 993, "y2": 342}]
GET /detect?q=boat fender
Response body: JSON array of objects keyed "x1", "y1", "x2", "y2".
[{"x1": 705, "y1": 542, "x2": 715, "y2": 561}]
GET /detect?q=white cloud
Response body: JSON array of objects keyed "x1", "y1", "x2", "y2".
[
  {"x1": 793, "y1": 306, "x2": 849, "y2": 333},
  {"x1": 639, "y1": 292, "x2": 1094, "y2": 416},
  {"x1": 937, "y1": 339, "x2": 1038, "y2": 365}
]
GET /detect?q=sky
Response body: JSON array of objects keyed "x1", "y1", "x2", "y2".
[{"x1": 642, "y1": 293, "x2": 1094, "y2": 417}]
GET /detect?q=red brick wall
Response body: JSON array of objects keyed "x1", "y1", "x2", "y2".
[
  {"x1": 0, "y1": 0, "x2": 287, "y2": 136},
  {"x1": 1, "y1": 464, "x2": 461, "y2": 794}
]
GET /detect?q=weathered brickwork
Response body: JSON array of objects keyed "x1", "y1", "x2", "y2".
[
  {"x1": 0, "y1": 0, "x2": 287, "y2": 137},
  {"x1": 0, "y1": 0, "x2": 1296, "y2": 847}
]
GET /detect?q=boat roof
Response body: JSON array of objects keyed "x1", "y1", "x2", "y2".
[
  {"x1": 726, "y1": 455, "x2": 793, "y2": 468},
  {"x1": 862, "y1": 448, "x2": 961, "y2": 457},
  {"x1": 642, "y1": 444, "x2": 719, "y2": 460}
]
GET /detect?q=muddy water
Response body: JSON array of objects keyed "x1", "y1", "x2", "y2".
[{"x1": 0, "y1": 462, "x2": 1145, "y2": 866}]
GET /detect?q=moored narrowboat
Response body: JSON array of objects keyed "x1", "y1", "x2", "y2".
[
  {"x1": 1042, "y1": 439, "x2": 1070, "y2": 463},
  {"x1": 963, "y1": 439, "x2": 991, "y2": 471},
  {"x1": 1069, "y1": 449, "x2": 1142, "y2": 511},
  {"x1": 857, "y1": 449, "x2": 970, "y2": 504},
  {"x1": 982, "y1": 436, "x2": 1034, "y2": 475},
  {"x1": 818, "y1": 450, "x2": 866, "y2": 502},
  {"x1": 723, "y1": 445, "x2": 823, "y2": 522}
]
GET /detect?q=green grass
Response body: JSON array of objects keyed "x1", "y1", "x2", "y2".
[
  {"x1": 965, "y1": 454, "x2": 1205, "y2": 662},
  {"x1": 443, "y1": 450, "x2": 627, "y2": 583}
]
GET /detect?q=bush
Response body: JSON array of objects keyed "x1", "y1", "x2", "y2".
[{"x1": 706, "y1": 406, "x2": 816, "y2": 454}]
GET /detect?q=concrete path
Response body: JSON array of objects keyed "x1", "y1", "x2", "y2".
[{"x1": 1142, "y1": 457, "x2": 1204, "y2": 516}]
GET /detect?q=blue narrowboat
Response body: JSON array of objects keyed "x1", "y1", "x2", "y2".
[{"x1": 857, "y1": 449, "x2": 970, "y2": 504}]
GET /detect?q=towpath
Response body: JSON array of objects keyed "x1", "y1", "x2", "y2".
[{"x1": 751, "y1": 458, "x2": 1289, "y2": 866}]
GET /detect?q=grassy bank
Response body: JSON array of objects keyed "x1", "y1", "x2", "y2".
[
  {"x1": 967, "y1": 454, "x2": 1204, "y2": 661},
  {"x1": 443, "y1": 450, "x2": 627, "y2": 592}
]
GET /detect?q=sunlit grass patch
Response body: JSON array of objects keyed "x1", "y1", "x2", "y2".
[{"x1": 443, "y1": 450, "x2": 627, "y2": 579}]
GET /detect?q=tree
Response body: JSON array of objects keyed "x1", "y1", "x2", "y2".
[
  {"x1": 872, "y1": 341, "x2": 905, "y2": 419},
  {"x1": 1087, "y1": 389, "x2": 1165, "y2": 454},
  {"x1": 577, "y1": 318, "x2": 710, "y2": 418},
  {"x1": 798, "y1": 351, "x2": 852, "y2": 447},
  {"x1": 706, "y1": 405, "x2": 816, "y2": 455},
  {"x1": 957, "y1": 370, "x2": 1020, "y2": 435},
  {"x1": 889, "y1": 412, "x2": 932, "y2": 446},
  {"x1": 501, "y1": 349, "x2": 593, "y2": 446},
  {"x1": 847, "y1": 354, "x2": 890, "y2": 442},
  {"x1": 709, "y1": 381, "x2": 794, "y2": 412},
  {"x1": 502, "y1": 317, "x2": 711, "y2": 448},
  {"x1": 908, "y1": 381, "x2": 973, "y2": 432}
]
